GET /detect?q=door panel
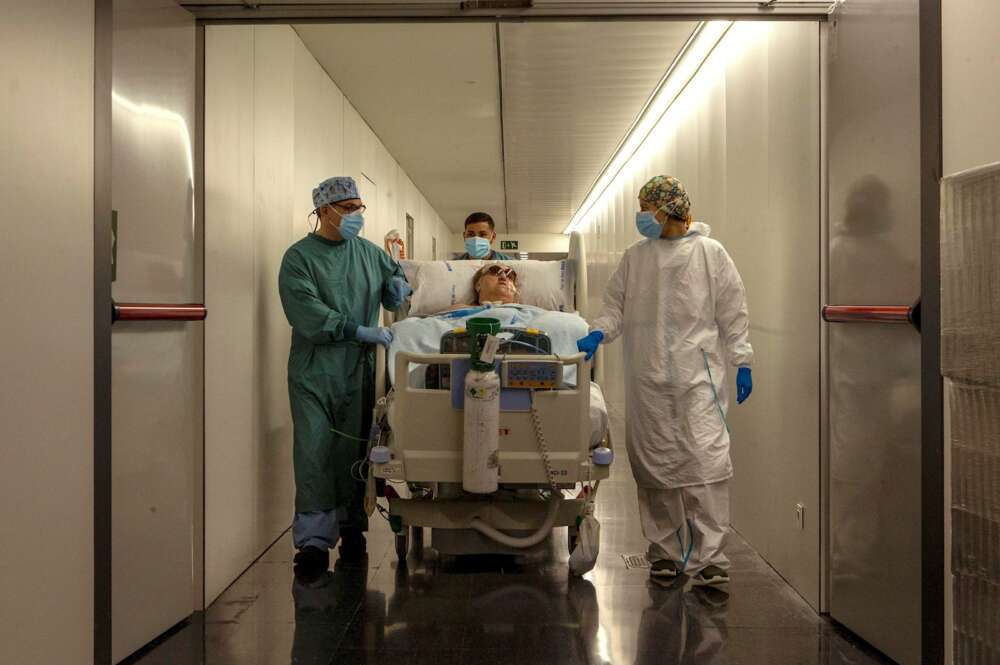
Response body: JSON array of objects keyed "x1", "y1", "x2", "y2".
[
  {"x1": 111, "y1": 1, "x2": 199, "y2": 660},
  {"x1": 826, "y1": 2, "x2": 922, "y2": 663}
]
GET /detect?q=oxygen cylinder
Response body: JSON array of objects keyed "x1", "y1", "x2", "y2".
[
  {"x1": 463, "y1": 368, "x2": 500, "y2": 494},
  {"x1": 463, "y1": 317, "x2": 502, "y2": 494}
]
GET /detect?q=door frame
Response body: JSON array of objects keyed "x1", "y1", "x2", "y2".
[
  {"x1": 93, "y1": 2, "x2": 945, "y2": 662},
  {"x1": 919, "y1": 0, "x2": 944, "y2": 662},
  {"x1": 182, "y1": 1, "x2": 833, "y2": 21},
  {"x1": 94, "y1": 0, "x2": 113, "y2": 662}
]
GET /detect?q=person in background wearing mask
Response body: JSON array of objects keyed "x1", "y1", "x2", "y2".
[
  {"x1": 459, "y1": 211, "x2": 513, "y2": 260},
  {"x1": 279, "y1": 176, "x2": 412, "y2": 577},
  {"x1": 576, "y1": 175, "x2": 754, "y2": 587}
]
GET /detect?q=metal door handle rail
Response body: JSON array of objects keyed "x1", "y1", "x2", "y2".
[
  {"x1": 821, "y1": 305, "x2": 914, "y2": 325},
  {"x1": 112, "y1": 302, "x2": 207, "y2": 323}
]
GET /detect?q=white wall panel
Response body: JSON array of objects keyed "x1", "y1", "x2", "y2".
[
  {"x1": 376, "y1": 141, "x2": 398, "y2": 241},
  {"x1": 943, "y1": 0, "x2": 1000, "y2": 175},
  {"x1": 205, "y1": 25, "x2": 257, "y2": 604},
  {"x1": 579, "y1": 22, "x2": 820, "y2": 605},
  {"x1": 343, "y1": 101, "x2": 365, "y2": 185},
  {"x1": 294, "y1": 36, "x2": 344, "y2": 229},
  {"x1": 729, "y1": 22, "x2": 821, "y2": 606},
  {"x1": 0, "y1": 3, "x2": 95, "y2": 662},
  {"x1": 252, "y1": 25, "x2": 297, "y2": 559},
  {"x1": 344, "y1": 101, "x2": 378, "y2": 185}
]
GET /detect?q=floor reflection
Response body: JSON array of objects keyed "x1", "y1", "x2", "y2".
[
  {"x1": 291, "y1": 559, "x2": 374, "y2": 665},
  {"x1": 635, "y1": 577, "x2": 727, "y2": 664},
  {"x1": 130, "y1": 411, "x2": 893, "y2": 665}
]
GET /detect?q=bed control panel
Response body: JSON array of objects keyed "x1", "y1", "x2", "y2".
[
  {"x1": 428, "y1": 327, "x2": 553, "y2": 390},
  {"x1": 500, "y1": 359, "x2": 563, "y2": 389}
]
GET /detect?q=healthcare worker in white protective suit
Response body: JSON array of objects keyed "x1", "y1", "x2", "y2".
[{"x1": 576, "y1": 175, "x2": 754, "y2": 587}]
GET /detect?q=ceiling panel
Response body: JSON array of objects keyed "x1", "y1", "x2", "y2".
[
  {"x1": 499, "y1": 21, "x2": 698, "y2": 233},
  {"x1": 295, "y1": 23, "x2": 506, "y2": 232},
  {"x1": 294, "y1": 21, "x2": 694, "y2": 235}
]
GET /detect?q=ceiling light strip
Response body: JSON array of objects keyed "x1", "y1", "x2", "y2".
[
  {"x1": 563, "y1": 20, "x2": 732, "y2": 234},
  {"x1": 572, "y1": 22, "x2": 701, "y2": 224}
]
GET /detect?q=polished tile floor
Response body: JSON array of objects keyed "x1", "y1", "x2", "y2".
[{"x1": 129, "y1": 408, "x2": 892, "y2": 665}]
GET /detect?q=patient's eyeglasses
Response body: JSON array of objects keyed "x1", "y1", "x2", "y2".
[{"x1": 484, "y1": 264, "x2": 517, "y2": 282}]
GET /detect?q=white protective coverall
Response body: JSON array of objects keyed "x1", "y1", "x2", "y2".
[{"x1": 591, "y1": 222, "x2": 753, "y2": 571}]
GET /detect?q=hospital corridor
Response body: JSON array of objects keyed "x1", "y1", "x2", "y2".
[{"x1": 2, "y1": 2, "x2": 999, "y2": 665}]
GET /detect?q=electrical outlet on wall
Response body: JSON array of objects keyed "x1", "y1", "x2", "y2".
[{"x1": 795, "y1": 503, "x2": 805, "y2": 530}]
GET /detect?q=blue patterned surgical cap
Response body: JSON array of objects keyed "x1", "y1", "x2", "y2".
[{"x1": 312, "y1": 176, "x2": 359, "y2": 210}]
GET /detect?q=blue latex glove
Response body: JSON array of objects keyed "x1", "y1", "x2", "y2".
[
  {"x1": 386, "y1": 276, "x2": 412, "y2": 308},
  {"x1": 576, "y1": 330, "x2": 605, "y2": 361},
  {"x1": 736, "y1": 367, "x2": 753, "y2": 404},
  {"x1": 356, "y1": 325, "x2": 393, "y2": 349}
]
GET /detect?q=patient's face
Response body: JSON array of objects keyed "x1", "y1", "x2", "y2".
[{"x1": 476, "y1": 265, "x2": 518, "y2": 304}]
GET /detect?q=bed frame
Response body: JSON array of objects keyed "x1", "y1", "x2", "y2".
[{"x1": 372, "y1": 231, "x2": 611, "y2": 560}]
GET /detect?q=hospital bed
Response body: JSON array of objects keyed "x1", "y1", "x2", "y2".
[{"x1": 368, "y1": 232, "x2": 613, "y2": 563}]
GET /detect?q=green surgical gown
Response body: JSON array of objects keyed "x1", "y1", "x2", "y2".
[{"x1": 278, "y1": 233, "x2": 405, "y2": 518}]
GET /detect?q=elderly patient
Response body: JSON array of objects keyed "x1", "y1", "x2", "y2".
[{"x1": 450, "y1": 263, "x2": 519, "y2": 309}]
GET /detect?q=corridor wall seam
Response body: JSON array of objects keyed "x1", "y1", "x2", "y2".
[
  {"x1": 205, "y1": 24, "x2": 258, "y2": 607},
  {"x1": 575, "y1": 22, "x2": 822, "y2": 606}
]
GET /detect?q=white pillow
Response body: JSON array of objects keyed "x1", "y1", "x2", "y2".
[{"x1": 402, "y1": 259, "x2": 575, "y2": 316}]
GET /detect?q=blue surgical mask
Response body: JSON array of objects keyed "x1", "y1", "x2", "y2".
[
  {"x1": 465, "y1": 236, "x2": 491, "y2": 258},
  {"x1": 338, "y1": 212, "x2": 364, "y2": 240},
  {"x1": 636, "y1": 211, "x2": 663, "y2": 239}
]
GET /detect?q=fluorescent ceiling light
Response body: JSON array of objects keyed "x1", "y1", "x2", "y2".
[{"x1": 563, "y1": 20, "x2": 732, "y2": 235}]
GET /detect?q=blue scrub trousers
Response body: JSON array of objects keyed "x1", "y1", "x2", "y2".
[{"x1": 293, "y1": 508, "x2": 346, "y2": 551}]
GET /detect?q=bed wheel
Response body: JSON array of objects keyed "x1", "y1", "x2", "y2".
[{"x1": 395, "y1": 531, "x2": 409, "y2": 562}]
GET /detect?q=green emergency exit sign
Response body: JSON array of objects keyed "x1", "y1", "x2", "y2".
[{"x1": 500, "y1": 240, "x2": 518, "y2": 250}]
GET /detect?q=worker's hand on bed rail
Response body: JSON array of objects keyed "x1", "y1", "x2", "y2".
[
  {"x1": 385, "y1": 276, "x2": 413, "y2": 310},
  {"x1": 356, "y1": 325, "x2": 393, "y2": 349},
  {"x1": 576, "y1": 330, "x2": 605, "y2": 361}
]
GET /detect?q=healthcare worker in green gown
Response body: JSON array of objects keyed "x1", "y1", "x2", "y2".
[{"x1": 279, "y1": 176, "x2": 411, "y2": 575}]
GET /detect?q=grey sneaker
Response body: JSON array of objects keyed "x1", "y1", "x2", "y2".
[
  {"x1": 692, "y1": 565, "x2": 729, "y2": 586},
  {"x1": 650, "y1": 559, "x2": 681, "y2": 578}
]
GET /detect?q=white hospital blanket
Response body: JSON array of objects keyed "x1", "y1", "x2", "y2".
[
  {"x1": 388, "y1": 305, "x2": 608, "y2": 448},
  {"x1": 388, "y1": 304, "x2": 590, "y2": 387}
]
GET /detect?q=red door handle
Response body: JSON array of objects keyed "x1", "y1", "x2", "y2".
[
  {"x1": 112, "y1": 302, "x2": 207, "y2": 322},
  {"x1": 821, "y1": 303, "x2": 920, "y2": 331}
]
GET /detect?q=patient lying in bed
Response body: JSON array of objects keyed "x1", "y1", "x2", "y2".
[
  {"x1": 471, "y1": 263, "x2": 519, "y2": 306},
  {"x1": 444, "y1": 262, "x2": 520, "y2": 311},
  {"x1": 388, "y1": 301, "x2": 588, "y2": 383},
  {"x1": 388, "y1": 262, "x2": 609, "y2": 448}
]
